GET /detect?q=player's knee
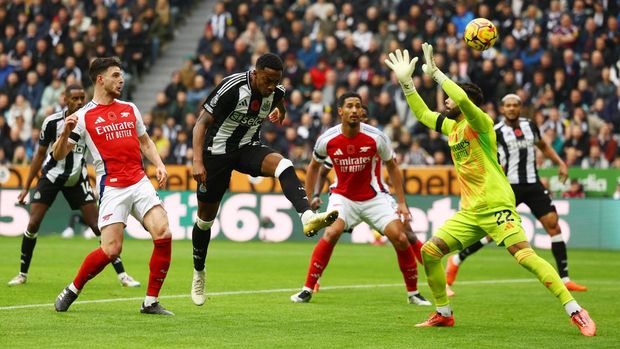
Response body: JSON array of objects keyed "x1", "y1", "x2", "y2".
[
  {"x1": 274, "y1": 158, "x2": 294, "y2": 178},
  {"x1": 513, "y1": 247, "x2": 536, "y2": 265},
  {"x1": 389, "y1": 232, "x2": 409, "y2": 249},
  {"x1": 421, "y1": 241, "x2": 445, "y2": 263},
  {"x1": 101, "y1": 240, "x2": 122, "y2": 259},
  {"x1": 196, "y1": 217, "x2": 214, "y2": 230},
  {"x1": 27, "y1": 221, "x2": 42, "y2": 233},
  {"x1": 151, "y1": 224, "x2": 171, "y2": 240}
]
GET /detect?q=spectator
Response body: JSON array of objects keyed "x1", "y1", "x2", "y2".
[
  {"x1": 261, "y1": 123, "x2": 288, "y2": 157},
  {"x1": 562, "y1": 179, "x2": 585, "y2": 198},
  {"x1": 170, "y1": 129, "x2": 190, "y2": 165},
  {"x1": 580, "y1": 144, "x2": 609, "y2": 169},
  {"x1": 151, "y1": 91, "x2": 170, "y2": 126},
  {"x1": 18, "y1": 71, "x2": 44, "y2": 112},
  {"x1": 210, "y1": 1, "x2": 233, "y2": 39},
  {"x1": 403, "y1": 139, "x2": 431, "y2": 166},
  {"x1": 151, "y1": 125, "x2": 170, "y2": 161},
  {"x1": 7, "y1": 95, "x2": 33, "y2": 142},
  {"x1": 186, "y1": 75, "x2": 209, "y2": 110},
  {"x1": 168, "y1": 90, "x2": 194, "y2": 124}
]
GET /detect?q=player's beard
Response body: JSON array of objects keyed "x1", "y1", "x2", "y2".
[
  {"x1": 445, "y1": 106, "x2": 461, "y2": 120},
  {"x1": 107, "y1": 84, "x2": 122, "y2": 98}
]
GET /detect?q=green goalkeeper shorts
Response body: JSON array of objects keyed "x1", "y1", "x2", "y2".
[{"x1": 434, "y1": 208, "x2": 527, "y2": 249}]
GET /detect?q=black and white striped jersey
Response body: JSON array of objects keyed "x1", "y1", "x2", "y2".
[
  {"x1": 202, "y1": 71, "x2": 285, "y2": 155},
  {"x1": 495, "y1": 118, "x2": 541, "y2": 184},
  {"x1": 39, "y1": 110, "x2": 88, "y2": 186}
]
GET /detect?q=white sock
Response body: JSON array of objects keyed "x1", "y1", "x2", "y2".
[
  {"x1": 117, "y1": 272, "x2": 128, "y2": 279},
  {"x1": 19, "y1": 272, "x2": 27, "y2": 277},
  {"x1": 452, "y1": 254, "x2": 461, "y2": 266},
  {"x1": 69, "y1": 283, "x2": 80, "y2": 294},
  {"x1": 481, "y1": 236, "x2": 491, "y2": 245},
  {"x1": 436, "y1": 305, "x2": 452, "y2": 317},
  {"x1": 561, "y1": 276, "x2": 570, "y2": 283},
  {"x1": 407, "y1": 291, "x2": 420, "y2": 297},
  {"x1": 302, "y1": 286, "x2": 313, "y2": 293},
  {"x1": 144, "y1": 296, "x2": 158, "y2": 306},
  {"x1": 550, "y1": 234, "x2": 564, "y2": 243},
  {"x1": 564, "y1": 300, "x2": 582, "y2": 316},
  {"x1": 300, "y1": 210, "x2": 314, "y2": 224}
]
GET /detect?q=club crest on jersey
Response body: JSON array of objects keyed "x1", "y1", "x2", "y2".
[
  {"x1": 347, "y1": 145, "x2": 356, "y2": 154},
  {"x1": 107, "y1": 112, "x2": 117, "y2": 121},
  {"x1": 261, "y1": 102, "x2": 271, "y2": 112}
]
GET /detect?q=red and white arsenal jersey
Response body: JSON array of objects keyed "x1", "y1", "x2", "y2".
[
  {"x1": 313, "y1": 123, "x2": 393, "y2": 201},
  {"x1": 69, "y1": 99, "x2": 147, "y2": 188}
]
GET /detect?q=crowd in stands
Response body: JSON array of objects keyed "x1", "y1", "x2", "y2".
[
  {"x1": 0, "y1": 0, "x2": 194, "y2": 164},
  {"x1": 2, "y1": 1, "x2": 620, "y2": 182}
]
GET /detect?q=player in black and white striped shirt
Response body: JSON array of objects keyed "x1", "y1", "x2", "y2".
[
  {"x1": 445, "y1": 94, "x2": 587, "y2": 295},
  {"x1": 8, "y1": 84, "x2": 139, "y2": 287},
  {"x1": 189, "y1": 53, "x2": 338, "y2": 305}
]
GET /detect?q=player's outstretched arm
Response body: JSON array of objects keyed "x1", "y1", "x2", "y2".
[
  {"x1": 138, "y1": 133, "x2": 168, "y2": 188},
  {"x1": 311, "y1": 164, "x2": 330, "y2": 210},
  {"x1": 51, "y1": 114, "x2": 77, "y2": 161},
  {"x1": 192, "y1": 109, "x2": 214, "y2": 184},
  {"x1": 305, "y1": 158, "x2": 322, "y2": 206},
  {"x1": 421, "y1": 42, "x2": 492, "y2": 133},
  {"x1": 384, "y1": 49, "x2": 451, "y2": 136},
  {"x1": 17, "y1": 145, "x2": 48, "y2": 204},
  {"x1": 385, "y1": 158, "x2": 410, "y2": 220}
]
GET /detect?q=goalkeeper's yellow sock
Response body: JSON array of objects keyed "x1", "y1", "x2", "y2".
[
  {"x1": 421, "y1": 241, "x2": 449, "y2": 311},
  {"x1": 514, "y1": 248, "x2": 575, "y2": 306}
]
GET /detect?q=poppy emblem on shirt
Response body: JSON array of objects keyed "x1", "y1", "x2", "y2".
[
  {"x1": 251, "y1": 100, "x2": 260, "y2": 112},
  {"x1": 514, "y1": 128, "x2": 523, "y2": 137},
  {"x1": 107, "y1": 112, "x2": 117, "y2": 121},
  {"x1": 347, "y1": 145, "x2": 355, "y2": 154}
]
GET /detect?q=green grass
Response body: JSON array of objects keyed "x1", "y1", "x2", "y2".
[{"x1": 0, "y1": 236, "x2": 618, "y2": 348}]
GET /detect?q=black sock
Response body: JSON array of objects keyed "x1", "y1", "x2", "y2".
[
  {"x1": 20, "y1": 231, "x2": 37, "y2": 274},
  {"x1": 458, "y1": 240, "x2": 485, "y2": 262},
  {"x1": 111, "y1": 257, "x2": 125, "y2": 274},
  {"x1": 68, "y1": 214, "x2": 81, "y2": 230},
  {"x1": 192, "y1": 224, "x2": 211, "y2": 271},
  {"x1": 551, "y1": 240, "x2": 569, "y2": 278},
  {"x1": 278, "y1": 167, "x2": 311, "y2": 213}
]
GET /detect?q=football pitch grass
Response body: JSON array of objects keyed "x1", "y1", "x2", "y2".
[{"x1": 1, "y1": 236, "x2": 618, "y2": 348}]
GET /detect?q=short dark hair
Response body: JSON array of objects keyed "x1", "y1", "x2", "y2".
[
  {"x1": 459, "y1": 82, "x2": 484, "y2": 107},
  {"x1": 338, "y1": 92, "x2": 362, "y2": 107},
  {"x1": 65, "y1": 83, "x2": 84, "y2": 95},
  {"x1": 88, "y1": 56, "x2": 122, "y2": 83},
  {"x1": 256, "y1": 53, "x2": 283, "y2": 71}
]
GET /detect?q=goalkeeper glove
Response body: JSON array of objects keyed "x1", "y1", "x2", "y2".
[
  {"x1": 384, "y1": 49, "x2": 418, "y2": 96},
  {"x1": 421, "y1": 42, "x2": 448, "y2": 85}
]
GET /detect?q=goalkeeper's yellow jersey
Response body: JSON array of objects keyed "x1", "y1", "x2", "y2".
[{"x1": 405, "y1": 80, "x2": 515, "y2": 213}]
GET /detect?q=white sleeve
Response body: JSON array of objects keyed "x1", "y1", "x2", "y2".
[
  {"x1": 131, "y1": 102, "x2": 146, "y2": 136},
  {"x1": 312, "y1": 135, "x2": 328, "y2": 163},
  {"x1": 376, "y1": 131, "x2": 394, "y2": 161}
]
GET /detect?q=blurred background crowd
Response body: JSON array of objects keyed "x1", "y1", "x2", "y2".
[{"x1": 1, "y1": 0, "x2": 619, "y2": 176}]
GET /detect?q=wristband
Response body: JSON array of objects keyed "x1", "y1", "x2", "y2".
[{"x1": 399, "y1": 78, "x2": 416, "y2": 96}]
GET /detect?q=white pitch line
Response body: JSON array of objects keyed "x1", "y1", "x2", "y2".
[{"x1": 4, "y1": 277, "x2": 619, "y2": 311}]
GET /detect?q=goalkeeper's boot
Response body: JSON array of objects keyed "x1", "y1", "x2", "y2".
[
  {"x1": 408, "y1": 292, "x2": 432, "y2": 306},
  {"x1": 55, "y1": 286, "x2": 78, "y2": 312},
  {"x1": 445, "y1": 256, "x2": 459, "y2": 286},
  {"x1": 118, "y1": 273, "x2": 141, "y2": 287},
  {"x1": 570, "y1": 308, "x2": 596, "y2": 336},
  {"x1": 140, "y1": 302, "x2": 174, "y2": 315},
  {"x1": 415, "y1": 312, "x2": 455, "y2": 327},
  {"x1": 302, "y1": 210, "x2": 339, "y2": 237},
  {"x1": 191, "y1": 269, "x2": 206, "y2": 306},
  {"x1": 8, "y1": 273, "x2": 27, "y2": 286},
  {"x1": 290, "y1": 289, "x2": 312, "y2": 303},
  {"x1": 564, "y1": 280, "x2": 587, "y2": 292}
]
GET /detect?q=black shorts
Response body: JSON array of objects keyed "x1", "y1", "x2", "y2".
[
  {"x1": 197, "y1": 144, "x2": 276, "y2": 203},
  {"x1": 31, "y1": 175, "x2": 96, "y2": 210},
  {"x1": 511, "y1": 181, "x2": 556, "y2": 219}
]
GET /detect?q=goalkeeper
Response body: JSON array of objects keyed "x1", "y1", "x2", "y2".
[{"x1": 384, "y1": 44, "x2": 596, "y2": 336}]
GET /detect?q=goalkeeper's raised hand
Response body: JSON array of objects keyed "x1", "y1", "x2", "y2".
[
  {"x1": 384, "y1": 49, "x2": 418, "y2": 96},
  {"x1": 421, "y1": 42, "x2": 448, "y2": 85}
]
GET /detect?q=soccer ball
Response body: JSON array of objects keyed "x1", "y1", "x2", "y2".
[{"x1": 464, "y1": 18, "x2": 498, "y2": 51}]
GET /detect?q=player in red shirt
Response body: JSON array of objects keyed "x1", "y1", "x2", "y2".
[
  {"x1": 291, "y1": 92, "x2": 431, "y2": 305},
  {"x1": 51, "y1": 57, "x2": 174, "y2": 315}
]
